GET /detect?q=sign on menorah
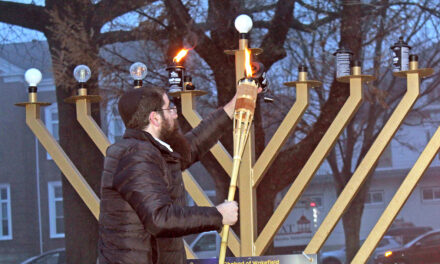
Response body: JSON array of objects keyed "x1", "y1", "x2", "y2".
[
  {"x1": 15, "y1": 14, "x2": 436, "y2": 264},
  {"x1": 187, "y1": 254, "x2": 317, "y2": 264}
]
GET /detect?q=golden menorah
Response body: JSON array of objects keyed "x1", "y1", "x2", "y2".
[{"x1": 15, "y1": 14, "x2": 436, "y2": 264}]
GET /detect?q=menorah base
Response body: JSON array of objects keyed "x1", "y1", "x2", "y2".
[{"x1": 187, "y1": 254, "x2": 317, "y2": 264}]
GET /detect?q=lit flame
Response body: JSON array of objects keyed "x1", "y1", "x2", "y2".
[
  {"x1": 245, "y1": 48, "x2": 252, "y2": 78},
  {"x1": 384, "y1": 251, "x2": 393, "y2": 257},
  {"x1": 173, "y1": 49, "x2": 189, "y2": 63}
]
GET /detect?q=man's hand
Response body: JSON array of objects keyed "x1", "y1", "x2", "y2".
[
  {"x1": 216, "y1": 201, "x2": 238, "y2": 225},
  {"x1": 223, "y1": 86, "x2": 263, "y2": 119}
]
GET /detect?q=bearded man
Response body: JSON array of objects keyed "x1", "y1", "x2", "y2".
[{"x1": 98, "y1": 87, "x2": 239, "y2": 264}]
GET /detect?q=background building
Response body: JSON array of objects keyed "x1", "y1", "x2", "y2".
[
  {"x1": 0, "y1": 41, "x2": 64, "y2": 263},
  {"x1": 273, "y1": 98, "x2": 440, "y2": 253}
]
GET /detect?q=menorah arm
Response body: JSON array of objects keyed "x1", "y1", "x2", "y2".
[
  {"x1": 253, "y1": 86, "x2": 309, "y2": 186},
  {"x1": 73, "y1": 97, "x2": 111, "y2": 155},
  {"x1": 255, "y1": 78, "x2": 364, "y2": 255},
  {"x1": 23, "y1": 103, "x2": 100, "y2": 219},
  {"x1": 180, "y1": 91, "x2": 233, "y2": 177},
  {"x1": 305, "y1": 71, "x2": 422, "y2": 255},
  {"x1": 353, "y1": 123, "x2": 440, "y2": 263}
]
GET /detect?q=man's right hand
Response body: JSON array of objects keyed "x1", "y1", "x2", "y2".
[{"x1": 216, "y1": 201, "x2": 238, "y2": 225}]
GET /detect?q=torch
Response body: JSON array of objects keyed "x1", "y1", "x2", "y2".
[{"x1": 218, "y1": 47, "x2": 259, "y2": 264}]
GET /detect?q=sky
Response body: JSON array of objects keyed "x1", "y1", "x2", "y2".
[{"x1": 0, "y1": 0, "x2": 46, "y2": 43}]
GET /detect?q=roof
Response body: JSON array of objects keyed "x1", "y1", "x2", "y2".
[{"x1": 0, "y1": 40, "x2": 53, "y2": 78}]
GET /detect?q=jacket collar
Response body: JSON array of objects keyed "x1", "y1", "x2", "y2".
[{"x1": 123, "y1": 129, "x2": 181, "y2": 162}]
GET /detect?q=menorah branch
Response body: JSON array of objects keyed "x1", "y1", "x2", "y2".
[
  {"x1": 15, "y1": 102, "x2": 100, "y2": 219},
  {"x1": 65, "y1": 95, "x2": 110, "y2": 156},
  {"x1": 353, "y1": 115, "x2": 440, "y2": 263},
  {"x1": 305, "y1": 65, "x2": 425, "y2": 256},
  {"x1": 256, "y1": 67, "x2": 366, "y2": 256}
]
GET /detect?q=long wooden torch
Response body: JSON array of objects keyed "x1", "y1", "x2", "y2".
[{"x1": 218, "y1": 48, "x2": 258, "y2": 264}]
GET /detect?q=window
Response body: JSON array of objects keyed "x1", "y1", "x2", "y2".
[
  {"x1": 421, "y1": 187, "x2": 440, "y2": 202},
  {"x1": 44, "y1": 103, "x2": 59, "y2": 160},
  {"x1": 0, "y1": 184, "x2": 12, "y2": 240},
  {"x1": 48, "y1": 182, "x2": 64, "y2": 238},
  {"x1": 365, "y1": 190, "x2": 384, "y2": 205},
  {"x1": 107, "y1": 100, "x2": 125, "y2": 143},
  {"x1": 45, "y1": 103, "x2": 59, "y2": 140}
]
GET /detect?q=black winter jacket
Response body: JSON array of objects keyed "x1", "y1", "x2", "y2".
[{"x1": 98, "y1": 108, "x2": 230, "y2": 264}]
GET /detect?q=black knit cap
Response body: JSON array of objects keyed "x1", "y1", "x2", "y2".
[{"x1": 118, "y1": 87, "x2": 165, "y2": 129}]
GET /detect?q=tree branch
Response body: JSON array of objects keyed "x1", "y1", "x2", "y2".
[
  {"x1": 254, "y1": 13, "x2": 339, "y2": 33},
  {"x1": 97, "y1": 27, "x2": 168, "y2": 46},
  {"x1": 296, "y1": 0, "x2": 340, "y2": 16},
  {"x1": 92, "y1": 0, "x2": 158, "y2": 29},
  {"x1": 247, "y1": 3, "x2": 277, "y2": 13},
  {"x1": 258, "y1": 0, "x2": 295, "y2": 69},
  {"x1": 0, "y1": 1, "x2": 48, "y2": 32},
  {"x1": 163, "y1": 0, "x2": 223, "y2": 69}
]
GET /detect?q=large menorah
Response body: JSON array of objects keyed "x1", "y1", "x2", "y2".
[{"x1": 16, "y1": 14, "x2": 436, "y2": 264}]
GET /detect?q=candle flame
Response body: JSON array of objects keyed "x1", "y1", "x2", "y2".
[
  {"x1": 245, "y1": 48, "x2": 252, "y2": 78},
  {"x1": 173, "y1": 49, "x2": 189, "y2": 63}
]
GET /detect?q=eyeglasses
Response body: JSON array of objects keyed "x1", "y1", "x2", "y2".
[{"x1": 156, "y1": 102, "x2": 177, "y2": 113}]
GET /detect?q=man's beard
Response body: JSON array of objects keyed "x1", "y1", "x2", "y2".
[
  {"x1": 158, "y1": 118, "x2": 177, "y2": 142},
  {"x1": 159, "y1": 119, "x2": 191, "y2": 159}
]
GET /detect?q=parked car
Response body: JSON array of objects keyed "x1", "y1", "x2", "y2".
[
  {"x1": 189, "y1": 231, "x2": 221, "y2": 259},
  {"x1": 374, "y1": 229, "x2": 440, "y2": 264},
  {"x1": 21, "y1": 248, "x2": 66, "y2": 264},
  {"x1": 385, "y1": 225, "x2": 432, "y2": 245},
  {"x1": 320, "y1": 236, "x2": 401, "y2": 264}
]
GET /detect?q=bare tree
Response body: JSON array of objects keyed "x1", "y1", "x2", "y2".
[
  {"x1": 0, "y1": 1, "x2": 164, "y2": 263},
  {"x1": 2, "y1": 1, "x2": 440, "y2": 263}
]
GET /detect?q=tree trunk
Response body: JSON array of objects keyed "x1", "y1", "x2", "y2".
[
  {"x1": 342, "y1": 195, "x2": 364, "y2": 262},
  {"x1": 338, "y1": 0, "x2": 364, "y2": 261},
  {"x1": 46, "y1": 15, "x2": 103, "y2": 262}
]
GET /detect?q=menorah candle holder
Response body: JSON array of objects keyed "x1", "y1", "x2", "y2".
[{"x1": 166, "y1": 64, "x2": 186, "y2": 93}]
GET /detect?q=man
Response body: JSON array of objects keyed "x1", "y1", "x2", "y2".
[{"x1": 98, "y1": 86, "x2": 239, "y2": 264}]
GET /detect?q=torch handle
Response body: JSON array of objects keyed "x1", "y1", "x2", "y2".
[
  {"x1": 218, "y1": 80, "x2": 257, "y2": 263},
  {"x1": 219, "y1": 224, "x2": 231, "y2": 263},
  {"x1": 218, "y1": 156, "x2": 241, "y2": 264}
]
